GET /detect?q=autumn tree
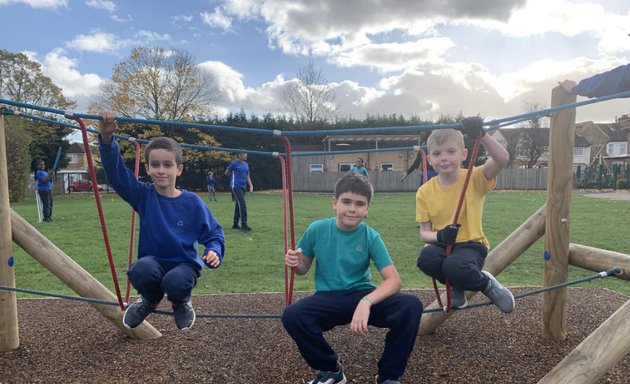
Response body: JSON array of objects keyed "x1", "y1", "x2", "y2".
[
  {"x1": 94, "y1": 47, "x2": 219, "y2": 122},
  {"x1": 0, "y1": 49, "x2": 76, "y2": 113},
  {"x1": 1, "y1": 49, "x2": 74, "y2": 201},
  {"x1": 283, "y1": 60, "x2": 336, "y2": 124}
]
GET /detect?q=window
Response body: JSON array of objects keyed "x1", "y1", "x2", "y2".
[
  {"x1": 338, "y1": 163, "x2": 352, "y2": 172},
  {"x1": 68, "y1": 153, "x2": 79, "y2": 164},
  {"x1": 573, "y1": 147, "x2": 584, "y2": 156},
  {"x1": 309, "y1": 163, "x2": 324, "y2": 173},
  {"x1": 380, "y1": 163, "x2": 393, "y2": 171},
  {"x1": 607, "y1": 142, "x2": 627, "y2": 156}
]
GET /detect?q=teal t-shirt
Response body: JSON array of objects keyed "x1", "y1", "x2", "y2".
[{"x1": 297, "y1": 217, "x2": 393, "y2": 293}]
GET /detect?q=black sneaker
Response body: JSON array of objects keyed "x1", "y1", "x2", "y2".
[
  {"x1": 309, "y1": 362, "x2": 346, "y2": 384},
  {"x1": 232, "y1": 224, "x2": 241, "y2": 230},
  {"x1": 241, "y1": 225, "x2": 252, "y2": 232},
  {"x1": 123, "y1": 296, "x2": 155, "y2": 329},
  {"x1": 172, "y1": 301, "x2": 196, "y2": 330},
  {"x1": 374, "y1": 375, "x2": 401, "y2": 384}
]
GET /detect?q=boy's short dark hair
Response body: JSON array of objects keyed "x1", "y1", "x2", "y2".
[
  {"x1": 145, "y1": 137, "x2": 183, "y2": 165},
  {"x1": 334, "y1": 174, "x2": 373, "y2": 203}
]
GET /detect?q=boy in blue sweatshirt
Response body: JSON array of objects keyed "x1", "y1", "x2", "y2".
[
  {"x1": 559, "y1": 63, "x2": 630, "y2": 98},
  {"x1": 99, "y1": 112, "x2": 225, "y2": 331}
]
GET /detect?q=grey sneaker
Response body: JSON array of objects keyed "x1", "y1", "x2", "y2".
[
  {"x1": 451, "y1": 287, "x2": 468, "y2": 309},
  {"x1": 172, "y1": 301, "x2": 196, "y2": 330},
  {"x1": 482, "y1": 271, "x2": 515, "y2": 313},
  {"x1": 122, "y1": 296, "x2": 155, "y2": 329},
  {"x1": 309, "y1": 362, "x2": 346, "y2": 384}
]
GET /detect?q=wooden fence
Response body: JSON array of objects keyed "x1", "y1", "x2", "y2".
[{"x1": 291, "y1": 167, "x2": 550, "y2": 192}]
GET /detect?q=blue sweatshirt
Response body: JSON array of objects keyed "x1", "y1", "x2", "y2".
[
  {"x1": 99, "y1": 137, "x2": 225, "y2": 270},
  {"x1": 572, "y1": 63, "x2": 630, "y2": 98}
]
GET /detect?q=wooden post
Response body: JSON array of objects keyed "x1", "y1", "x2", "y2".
[
  {"x1": 0, "y1": 111, "x2": 20, "y2": 352},
  {"x1": 542, "y1": 86, "x2": 576, "y2": 341},
  {"x1": 537, "y1": 299, "x2": 630, "y2": 384},
  {"x1": 420, "y1": 204, "x2": 546, "y2": 334},
  {"x1": 569, "y1": 244, "x2": 630, "y2": 281},
  {"x1": 10, "y1": 209, "x2": 161, "y2": 340}
]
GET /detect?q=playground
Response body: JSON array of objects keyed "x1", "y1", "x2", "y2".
[
  {"x1": 1, "y1": 288, "x2": 628, "y2": 383},
  {"x1": 2, "y1": 87, "x2": 630, "y2": 383}
]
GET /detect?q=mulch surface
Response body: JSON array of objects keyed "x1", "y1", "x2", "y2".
[{"x1": 1, "y1": 288, "x2": 629, "y2": 384}]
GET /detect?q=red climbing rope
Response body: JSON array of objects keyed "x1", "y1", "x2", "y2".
[
  {"x1": 279, "y1": 136, "x2": 296, "y2": 305},
  {"x1": 124, "y1": 139, "x2": 141, "y2": 304},
  {"x1": 73, "y1": 117, "x2": 125, "y2": 309}
]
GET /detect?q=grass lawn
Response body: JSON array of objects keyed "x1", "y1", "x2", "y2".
[{"x1": 7, "y1": 190, "x2": 630, "y2": 297}]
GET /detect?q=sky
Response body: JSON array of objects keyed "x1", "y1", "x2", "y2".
[{"x1": 1, "y1": 0, "x2": 630, "y2": 129}]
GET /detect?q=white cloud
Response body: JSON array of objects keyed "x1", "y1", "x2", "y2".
[
  {"x1": 172, "y1": 14, "x2": 194, "y2": 29},
  {"x1": 198, "y1": 60, "x2": 249, "y2": 104},
  {"x1": 0, "y1": 0, "x2": 67, "y2": 9},
  {"x1": 85, "y1": 0, "x2": 116, "y2": 13},
  {"x1": 39, "y1": 49, "x2": 103, "y2": 109},
  {"x1": 66, "y1": 31, "x2": 119, "y2": 53},
  {"x1": 200, "y1": 9, "x2": 232, "y2": 30}
]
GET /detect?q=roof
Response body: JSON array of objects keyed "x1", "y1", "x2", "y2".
[
  {"x1": 497, "y1": 127, "x2": 590, "y2": 147},
  {"x1": 596, "y1": 122, "x2": 629, "y2": 142},
  {"x1": 66, "y1": 142, "x2": 86, "y2": 154}
]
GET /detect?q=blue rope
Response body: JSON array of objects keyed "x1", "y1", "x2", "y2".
[
  {"x1": 6, "y1": 91, "x2": 628, "y2": 138},
  {"x1": 0, "y1": 268, "x2": 620, "y2": 317}
]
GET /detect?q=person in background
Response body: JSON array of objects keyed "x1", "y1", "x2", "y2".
[
  {"x1": 282, "y1": 174, "x2": 422, "y2": 384},
  {"x1": 400, "y1": 153, "x2": 437, "y2": 187},
  {"x1": 225, "y1": 152, "x2": 253, "y2": 232},
  {"x1": 98, "y1": 112, "x2": 225, "y2": 331},
  {"x1": 35, "y1": 160, "x2": 53, "y2": 222},
  {"x1": 416, "y1": 117, "x2": 514, "y2": 313},
  {"x1": 348, "y1": 157, "x2": 369, "y2": 177},
  {"x1": 559, "y1": 63, "x2": 630, "y2": 98},
  {"x1": 206, "y1": 170, "x2": 217, "y2": 201}
]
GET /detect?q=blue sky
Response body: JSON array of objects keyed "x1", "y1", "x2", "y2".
[{"x1": 1, "y1": 0, "x2": 629, "y2": 125}]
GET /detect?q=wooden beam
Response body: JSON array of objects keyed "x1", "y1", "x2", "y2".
[
  {"x1": 537, "y1": 299, "x2": 630, "y2": 384},
  {"x1": 0, "y1": 113, "x2": 20, "y2": 352},
  {"x1": 569, "y1": 244, "x2": 630, "y2": 281},
  {"x1": 10, "y1": 209, "x2": 161, "y2": 340},
  {"x1": 542, "y1": 86, "x2": 576, "y2": 341},
  {"x1": 420, "y1": 204, "x2": 546, "y2": 335}
]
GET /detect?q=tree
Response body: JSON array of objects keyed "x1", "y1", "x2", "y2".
[
  {"x1": 519, "y1": 102, "x2": 549, "y2": 168},
  {"x1": 1, "y1": 49, "x2": 74, "y2": 168},
  {"x1": 283, "y1": 60, "x2": 336, "y2": 124},
  {"x1": 0, "y1": 49, "x2": 76, "y2": 113},
  {"x1": 3, "y1": 116, "x2": 32, "y2": 202},
  {"x1": 94, "y1": 47, "x2": 219, "y2": 122}
]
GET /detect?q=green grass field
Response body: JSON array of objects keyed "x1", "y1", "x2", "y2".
[{"x1": 7, "y1": 190, "x2": 630, "y2": 297}]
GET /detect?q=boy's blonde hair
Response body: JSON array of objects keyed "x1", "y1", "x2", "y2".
[{"x1": 426, "y1": 129, "x2": 465, "y2": 151}]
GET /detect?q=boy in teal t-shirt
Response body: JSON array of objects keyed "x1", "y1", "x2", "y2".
[{"x1": 282, "y1": 174, "x2": 423, "y2": 384}]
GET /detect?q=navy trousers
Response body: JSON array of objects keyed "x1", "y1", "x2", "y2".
[
  {"x1": 282, "y1": 290, "x2": 422, "y2": 381},
  {"x1": 417, "y1": 242, "x2": 489, "y2": 291},
  {"x1": 231, "y1": 187, "x2": 248, "y2": 227},
  {"x1": 38, "y1": 189, "x2": 53, "y2": 220},
  {"x1": 127, "y1": 256, "x2": 200, "y2": 304}
]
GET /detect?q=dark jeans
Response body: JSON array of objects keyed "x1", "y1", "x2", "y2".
[
  {"x1": 417, "y1": 242, "x2": 489, "y2": 291},
  {"x1": 282, "y1": 290, "x2": 422, "y2": 381},
  {"x1": 127, "y1": 256, "x2": 200, "y2": 304},
  {"x1": 38, "y1": 189, "x2": 53, "y2": 220},
  {"x1": 231, "y1": 187, "x2": 248, "y2": 227}
]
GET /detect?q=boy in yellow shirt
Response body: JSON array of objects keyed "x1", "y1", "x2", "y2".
[{"x1": 416, "y1": 117, "x2": 514, "y2": 312}]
